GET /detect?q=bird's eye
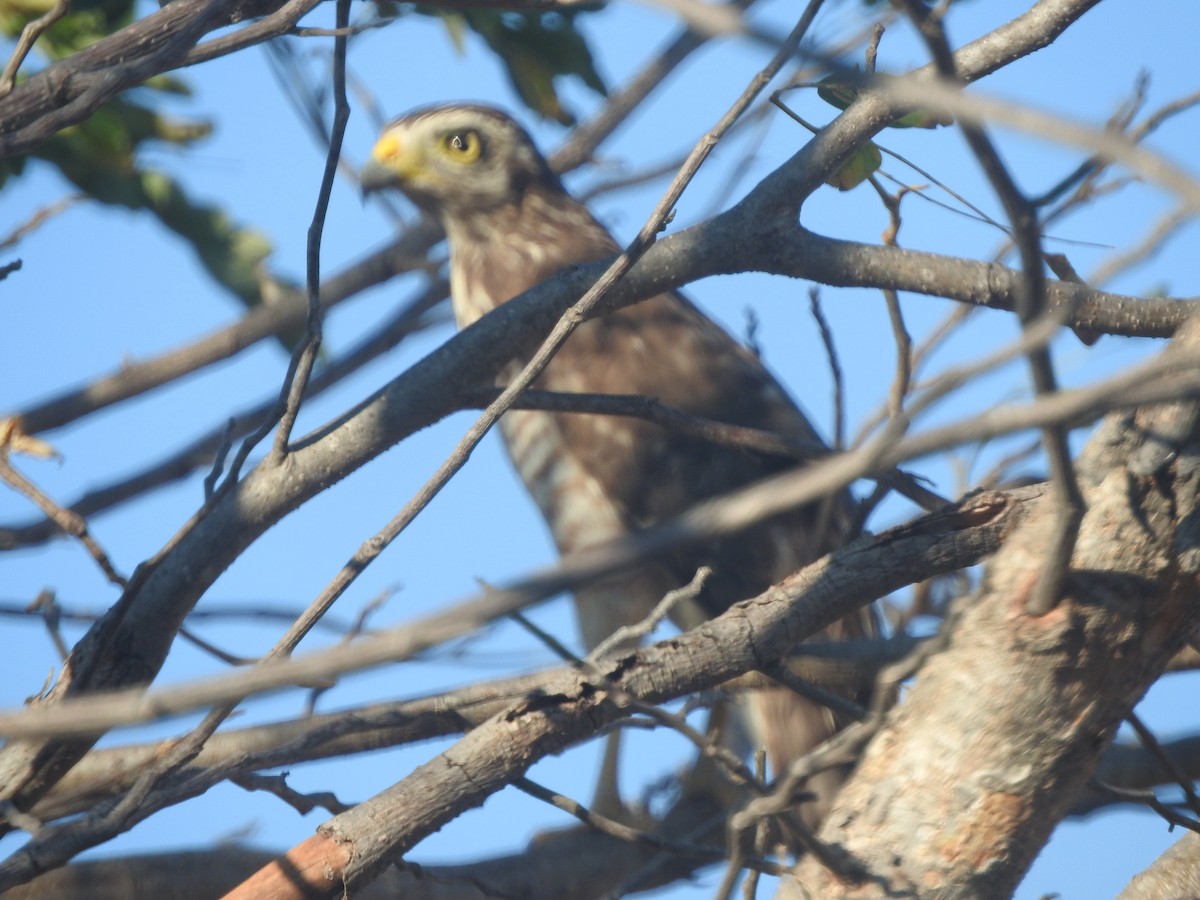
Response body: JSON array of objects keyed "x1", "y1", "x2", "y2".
[{"x1": 441, "y1": 130, "x2": 482, "y2": 163}]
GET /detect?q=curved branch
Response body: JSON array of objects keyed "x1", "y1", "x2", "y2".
[
  {"x1": 219, "y1": 489, "x2": 1021, "y2": 898},
  {"x1": 0, "y1": 0, "x2": 250, "y2": 159},
  {"x1": 1120, "y1": 832, "x2": 1200, "y2": 900},
  {"x1": 0, "y1": 0, "x2": 1185, "y2": 855},
  {"x1": 0, "y1": 154, "x2": 1190, "y2": 818}
]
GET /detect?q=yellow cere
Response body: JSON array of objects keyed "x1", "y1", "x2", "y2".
[{"x1": 371, "y1": 132, "x2": 404, "y2": 164}]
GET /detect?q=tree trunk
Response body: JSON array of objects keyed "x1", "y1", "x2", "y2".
[{"x1": 782, "y1": 321, "x2": 1200, "y2": 898}]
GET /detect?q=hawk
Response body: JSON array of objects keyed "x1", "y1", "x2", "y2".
[{"x1": 361, "y1": 103, "x2": 872, "y2": 824}]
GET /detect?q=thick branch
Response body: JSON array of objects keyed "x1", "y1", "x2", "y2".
[
  {"x1": 0, "y1": 192, "x2": 1188, "y2": 816},
  {"x1": 783, "y1": 319, "x2": 1200, "y2": 898},
  {"x1": 1119, "y1": 832, "x2": 1200, "y2": 900},
  {"x1": 27, "y1": 671, "x2": 554, "y2": 823},
  {"x1": 0, "y1": 0, "x2": 1185, "y2": 847},
  {"x1": 3, "y1": 827, "x2": 721, "y2": 900},
  {"x1": 0, "y1": 0, "x2": 252, "y2": 158},
  {"x1": 221, "y1": 488, "x2": 1024, "y2": 898},
  {"x1": 759, "y1": 228, "x2": 1191, "y2": 339}
]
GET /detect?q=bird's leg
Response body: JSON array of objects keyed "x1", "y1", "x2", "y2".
[
  {"x1": 592, "y1": 730, "x2": 628, "y2": 820},
  {"x1": 575, "y1": 575, "x2": 668, "y2": 821}
]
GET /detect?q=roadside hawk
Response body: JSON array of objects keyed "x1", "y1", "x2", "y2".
[{"x1": 361, "y1": 103, "x2": 873, "y2": 823}]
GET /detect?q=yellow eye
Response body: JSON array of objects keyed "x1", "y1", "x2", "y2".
[{"x1": 441, "y1": 130, "x2": 482, "y2": 163}]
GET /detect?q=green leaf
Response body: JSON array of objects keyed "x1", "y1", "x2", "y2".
[
  {"x1": 817, "y1": 74, "x2": 952, "y2": 129},
  {"x1": 0, "y1": 4, "x2": 279, "y2": 324},
  {"x1": 418, "y1": 8, "x2": 606, "y2": 124},
  {"x1": 438, "y1": 11, "x2": 468, "y2": 54},
  {"x1": 13, "y1": 94, "x2": 270, "y2": 308},
  {"x1": 825, "y1": 141, "x2": 882, "y2": 191},
  {"x1": 1, "y1": 0, "x2": 136, "y2": 58},
  {"x1": 890, "y1": 107, "x2": 953, "y2": 129},
  {"x1": 816, "y1": 75, "x2": 859, "y2": 112}
]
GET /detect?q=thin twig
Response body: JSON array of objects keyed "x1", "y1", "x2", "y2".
[
  {"x1": 511, "y1": 569, "x2": 759, "y2": 792},
  {"x1": 764, "y1": 662, "x2": 866, "y2": 723},
  {"x1": 808, "y1": 288, "x2": 844, "y2": 451},
  {"x1": 0, "y1": 0, "x2": 71, "y2": 97},
  {"x1": 0, "y1": 196, "x2": 84, "y2": 250},
  {"x1": 596, "y1": 815, "x2": 730, "y2": 900},
  {"x1": 1089, "y1": 205, "x2": 1193, "y2": 288},
  {"x1": 0, "y1": 454, "x2": 126, "y2": 588},
  {"x1": 515, "y1": 776, "x2": 786, "y2": 873},
  {"x1": 591, "y1": 567, "x2": 711, "y2": 659},
  {"x1": 176, "y1": 626, "x2": 254, "y2": 666},
  {"x1": 202, "y1": 419, "x2": 234, "y2": 502},
  {"x1": 268, "y1": 0, "x2": 350, "y2": 459},
  {"x1": 885, "y1": 290, "x2": 911, "y2": 418},
  {"x1": 772, "y1": 96, "x2": 1010, "y2": 237},
  {"x1": 27, "y1": 589, "x2": 69, "y2": 662},
  {"x1": 743, "y1": 750, "x2": 770, "y2": 900},
  {"x1": 1127, "y1": 711, "x2": 1200, "y2": 819},
  {"x1": 231, "y1": 772, "x2": 351, "y2": 816},
  {"x1": 896, "y1": 1, "x2": 1085, "y2": 617},
  {"x1": 1087, "y1": 778, "x2": 1200, "y2": 835},
  {"x1": 852, "y1": 181, "x2": 918, "y2": 530}
]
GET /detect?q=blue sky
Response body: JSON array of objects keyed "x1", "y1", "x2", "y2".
[{"x1": 3, "y1": 0, "x2": 1199, "y2": 896}]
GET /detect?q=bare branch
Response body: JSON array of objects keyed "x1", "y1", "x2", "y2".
[
  {"x1": 6, "y1": 231, "x2": 442, "y2": 438},
  {"x1": 0, "y1": 0, "x2": 71, "y2": 97},
  {"x1": 0, "y1": 487, "x2": 1022, "y2": 742},
  {"x1": 0, "y1": 452, "x2": 126, "y2": 588},
  {"x1": 266, "y1": 0, "x2": 349, "y2": 460},
  {"x1": 220, "y1": 486, "x2": 1021, "y2": 898},
  {"x1": 783, "y1": 318, "x2": 1200, "y2": 899}
]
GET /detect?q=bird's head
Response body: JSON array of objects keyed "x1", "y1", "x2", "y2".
[{"x1": 360, "y1": 104, "x2": 559, "y2": 225}]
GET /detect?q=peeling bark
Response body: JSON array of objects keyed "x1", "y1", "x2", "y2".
[{"x1": 781, "y1": 321, "x2": 1200, "y2": 899}]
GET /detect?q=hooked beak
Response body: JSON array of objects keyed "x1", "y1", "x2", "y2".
[
  {"x1": 360, "y1": 130, "x2": 421, "y2": 198},
  {"x1": 360, "y1": 156, "x2": 398, "y2": 197}
]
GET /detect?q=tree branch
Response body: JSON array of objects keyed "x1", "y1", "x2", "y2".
[
  {"x1": 221, "y1": 488, "x2": 1023, "y2": 898},
  {"x1": 783, "y1": 316, "x2": 1200, "y2": 898}
]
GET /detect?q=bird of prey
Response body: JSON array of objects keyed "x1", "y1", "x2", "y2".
[{"x1": 361, "y1": 103, "x2": 872, "y2": 823}]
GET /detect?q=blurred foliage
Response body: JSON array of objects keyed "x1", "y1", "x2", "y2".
[
  {"x1": 0, "y1": 78, "x2": 273, "y2": 308},
  {"x1": 414, "y1": 7, "x2": 607, "y2": 125},
  {"x1": 2, "y1": 0, "x2": 609, "y2": 314},
  {"x1": 1, "y1": 0, "x2": 135, "y2": 57},
  {"x1": 1, "y1": 0, "x2": 270, "y2": 311},
  {"x1": 813, "y1": 74, "x2": 952, "y2": 189},
  {"x1": 825, "y1": 141, "x2": 882, "y2": 191},
  {"x1": 32, "y1": 98, "x2": 272, "y2": 305},
  {"x1": 817, "y1": 74, "x2": 954, "y2": 129}
]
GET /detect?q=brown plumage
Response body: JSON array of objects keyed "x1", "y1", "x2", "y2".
[{"x1": 362, "y1": 103, "x2": 872, "y2": 823}]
